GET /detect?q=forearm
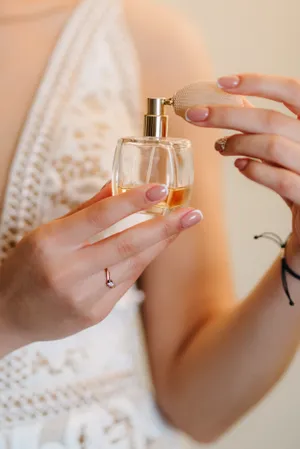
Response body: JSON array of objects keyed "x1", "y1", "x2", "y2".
[{"x1": 162, "y1": 236, "x2": 300, "y2": 443}]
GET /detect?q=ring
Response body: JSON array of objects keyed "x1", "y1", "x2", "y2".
[{"x1": 105, "y1": 268, "x2": 116, "y2": 289}]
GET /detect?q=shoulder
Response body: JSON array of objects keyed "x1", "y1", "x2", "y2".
[{"x1": 123, "y1": 0, "x2": 212, "y2": 96}]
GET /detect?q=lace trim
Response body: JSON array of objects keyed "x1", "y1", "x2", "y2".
[
  {"x1": 0, "y1": 0, "x2": 114, "y2": 262},
  {"x1": 1, "y1": 371, "x2": 133, "y2": 429}
]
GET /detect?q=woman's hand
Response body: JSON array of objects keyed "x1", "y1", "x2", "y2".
[
  {"x1": 0, "y1": 182, "x2": 202, "y2": 350},
  {"x1": 185, "y1": 73, "x2": 300, "y2": 250}
]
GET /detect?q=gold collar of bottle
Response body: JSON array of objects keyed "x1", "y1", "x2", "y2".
[{"x1": 143, "y1": 98, "x2": 172, "y2": 139}]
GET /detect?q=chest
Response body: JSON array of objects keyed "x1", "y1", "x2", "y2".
[
  {"x1": 0, "y1": 17, "x2": 73, "y2": 209},
  {"x1": 0, "y1": 2, "x2": 141, "y2": 260}
]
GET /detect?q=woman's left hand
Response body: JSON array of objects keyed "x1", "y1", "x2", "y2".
[{"x1": 185, "y1": 73, "x2": 300, "y2": 249}]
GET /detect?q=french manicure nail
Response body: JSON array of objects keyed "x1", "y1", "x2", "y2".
[
  {"x1": 217, "y1": 75, "x2": 240, "y2": 89},
  {"x1": 235, "y1": 159, "x2": 249, "y2": 171},
  {"x1": 180, "y1": 210, "x2": 203, "y2": 229},
  {"x1": 146, "y1": 185, "x2": 168, "y2": 202},
  {"x1": 185, "y1": 107, "x2": 209, "y2": 123},
  {"x1": 215, "y1": 137, "x2": 229, "y2": 153}
]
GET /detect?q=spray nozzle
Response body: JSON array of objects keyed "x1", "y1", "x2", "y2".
[
  {"x1": 144, "y1": 81, "x2": 245, "y2": 138},
  {"x1": 143, "y1": 97, "x2": 172, "y2": 138}
]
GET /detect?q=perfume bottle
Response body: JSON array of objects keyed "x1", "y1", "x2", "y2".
[
  {"x1": 112, "y1": 80, "x2": 244, "y2": 215},
  {"x1": 112, "y1": 97, "x2": 194, "y2": 215}
]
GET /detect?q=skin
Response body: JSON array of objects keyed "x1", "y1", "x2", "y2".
[
  {"x1": 1, "y1": 0, "x2": 300, "y2": 444},
  {"x1": 0, "y1": 182, "x2": 201, "y2": 350},
  {"x1": 125, "y1": 5, "x2": 300, "y2": 443}
]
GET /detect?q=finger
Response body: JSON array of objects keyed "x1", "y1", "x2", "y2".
[
  {"x1": 53, "y1": 184, "x2": 169, "y2": 249},
  {"x1": 78, "y1": 207, "x2": 203, "y2": 276},
  {"x1": 215, "y1": 134, "x2": 300, "y2": 175},
  {"x1": 284, "y1": 103, "x2": 300, "y2": 117},
  {"x1": 62, "y1": 181, "x2": 112, "y2": 219},
  {"x1": 185, "y1": 105, "x2": 300, "y2": 144},
  {"x1": 217, "y1": 73, "x2": 300, "y2": 114},
  {"x1": 235, "y1": 158, "x2": 300, "y2": 205},
  {"x1": 73, "y1": 237, "x2": 176, "y2": 322}
]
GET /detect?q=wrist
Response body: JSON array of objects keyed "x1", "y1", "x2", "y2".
[{"x1": 285, "y1": 234, "x2": 300, "y2": 268}]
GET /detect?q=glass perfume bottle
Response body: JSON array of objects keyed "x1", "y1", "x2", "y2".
[{"x1": 112, "y1": 97, "x2": 194, "y2": 215}]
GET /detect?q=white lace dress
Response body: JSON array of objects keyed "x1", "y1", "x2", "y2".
[{"x1": 0, "y1": 0, "x2": 186, "y2": 447}]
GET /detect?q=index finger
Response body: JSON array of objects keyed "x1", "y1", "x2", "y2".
[
  {"x1": 186, "y1": 105, "x2": 300, "y2": 143},
  {"x1": 53, "y1": 184, "x2": 168, "y2": 248},
  {"x1": 218, "y1": 73, "x2": 300, "y2": 112}
]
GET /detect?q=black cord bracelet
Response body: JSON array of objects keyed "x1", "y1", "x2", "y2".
[{"x1": 254, "y1": 232, "x2": 299, "y2": 307}]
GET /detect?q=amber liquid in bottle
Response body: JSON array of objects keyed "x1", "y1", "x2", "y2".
[{"x1": 117, "y1": 185, "x2": 192, "y2": 215}]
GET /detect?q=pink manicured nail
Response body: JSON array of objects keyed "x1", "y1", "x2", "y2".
[
  {"x1": 235, "y1": 159, "x2": 249, "y2": 171},
  {"x1": 217, "y1": 75, "x2": 240, "y2": 89},
  {"x1": 180, "y1": 210, "x2": 203, "y2": 229},
  {"x1": 146, "y1": 185, "x2": 168, "y2": 202},
  {"x1": 185, "y1": 107, "x2": 209, "y2": 123}
]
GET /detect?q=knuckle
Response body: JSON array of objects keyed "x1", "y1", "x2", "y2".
[
  {"x1": 253, "y1": 74, "x2": 264, "y2": 86},
  {"x1": 265, "y1": 135, "x2": 281, "y2": 161},
  {"x1": 160, "y1": 220, "x2": 175, "y2": 240},
  {"x1": 217, "y1": 107, "x2": 230, "y2": 124},
  {"x1": 276, "y1": 174, "x2": 294, "y2": 197},
  {"x1": 116, "y1": 236, "x2": 139, "y2": 259},
  {"x1": 26, "y1": 224, "x2": 58, "y2": 260},
  {"x1": 37, "y1": 257, "x2": 71, "y2": 299},
  {"x1": 127, "y1": 253, "x2": 145, "y2": 277},
  {"x1": 263, "y1": 110, "x2": 279, "y2": 131},
  {"x1": 85, "y1": 204, "x2": 104, "y2": 229},
  {"x1": 25, "y1": 229, "x2": 71, "y2": 293},
  {"x1": 46, "y1": 268, "x2": 69, "y2": 298},
  {"x1": 26, "y1": 230, "x2": 48, "y2": 259},
  {"x1": 286, "y1": 77, "x2": 300, "y2": 97}
]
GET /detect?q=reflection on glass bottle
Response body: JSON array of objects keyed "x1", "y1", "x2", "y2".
[{"x1": 112, "y1": 98, "x2": 194, "y2": 215}]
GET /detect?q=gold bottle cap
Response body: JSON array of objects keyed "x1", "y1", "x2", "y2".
[{"x1": 143, "y1": 98, "x2": 169, "y2": 138}]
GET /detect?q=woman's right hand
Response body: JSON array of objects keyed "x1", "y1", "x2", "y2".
[{"x1": 0, "y1": 182, "x2": 202, "y2": 350}]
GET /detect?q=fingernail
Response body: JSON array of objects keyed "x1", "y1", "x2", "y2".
[
  {"x1": 180, "y1": 209, "x2": 203, "y2": 229},
  {"x1": 217, "y1": 75, "x2": 240, "y2": 89},
  {"x1": 146, "y1": 185, "x2": 168, "y2": 202},
  {"x1": 185, "y1": 107, "x2": 209, "y2": 123},
  {"x1": 215, "y1": 137, "x2": 229, "y2": 153},
  {"x1": 235, "y1": 159, "x2": 249, "y2": 171}
]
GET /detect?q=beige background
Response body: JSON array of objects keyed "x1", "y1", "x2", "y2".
[{"x1": 159, "y1": 0, "x2": 300, "y2": 448}]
